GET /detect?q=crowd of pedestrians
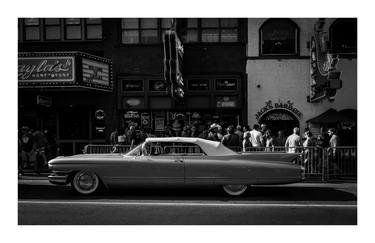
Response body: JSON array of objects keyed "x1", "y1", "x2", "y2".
[
  {"x1": 18, "y1": 126, "x2": 58, "y2": 175},
  {"x1": 109, "y1": 122, "x2": 340, "y2": 154}
]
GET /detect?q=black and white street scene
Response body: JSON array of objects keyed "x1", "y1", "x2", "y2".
[{"x1": 18, "y1": 17, "x2": 357, "y2": 225}]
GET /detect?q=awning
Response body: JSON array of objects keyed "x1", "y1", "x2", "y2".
[{"x1": 306, "y1": 108, "x2": 355, "y2": 124}]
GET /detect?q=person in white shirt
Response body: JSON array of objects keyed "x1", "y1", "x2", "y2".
[
  {"x1": 249, "y1": 124, "x2": 263, "y2": 147},
  {"x1": 285, "y1": 127, "x2": 302, "y2": 153}
]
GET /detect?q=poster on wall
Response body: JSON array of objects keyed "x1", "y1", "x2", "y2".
[
  {"x1": 124, "y1": 111, "x2": 140, "y2": 128},
  {"x1": 141, "y1": 113, "x2": 150, "y2": 127},
  {"x1": 155, "y1": 117, "x2": 165, "y2": 131}
]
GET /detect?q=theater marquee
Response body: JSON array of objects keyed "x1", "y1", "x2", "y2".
[{"x1": 18, "y1": 52, "x2": 112, "y2": 91}]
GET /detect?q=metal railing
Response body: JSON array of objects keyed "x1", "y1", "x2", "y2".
[
  {"x1": 83, "y1": 144, "x2": 132, "y2": 154},
  {"x1": 238, "y1": 146, "x2": 357, "y2": 181}
]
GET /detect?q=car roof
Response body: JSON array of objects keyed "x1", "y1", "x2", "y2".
[{"x1": 144, "y1": 137, "x2": 237, "y2": 156}]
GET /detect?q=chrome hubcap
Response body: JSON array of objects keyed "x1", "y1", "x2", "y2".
[
  {"x1": 77, "y1": 173, "x2": 96, "y2": 190},
  {"x1": 226, "y1": 185, "x2": 245, "y2": 192}
]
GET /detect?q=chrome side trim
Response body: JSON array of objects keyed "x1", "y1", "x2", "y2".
[{"x1": 48, "y1": 174, "x2": 69, "y2": 185}]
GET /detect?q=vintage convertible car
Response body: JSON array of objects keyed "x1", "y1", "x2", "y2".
[{"x1": 48, "y1": 137, "x2": 303, "y2": 196}]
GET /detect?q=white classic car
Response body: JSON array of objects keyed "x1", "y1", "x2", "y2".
[{"x1": 48, "y1": 137, "x2": 303, "y2": 196}]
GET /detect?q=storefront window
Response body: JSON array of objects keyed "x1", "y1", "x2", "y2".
[
  {"x1": 182, "y1": 18, "x2": 238, "y2": 43},
  {"x1": 260, "y1": 18, "x2": 298, "y2": 55},
  {"x1": 121, "y1": 18, "x2": 159, "y2": 44},
  {"x1": 59, "y1": 108, "x2": 89, "y2": 139},
  {"x1": 185, "y1": 18, "x2": 199, "y2": 43},
  {"x1": 149, "y1": 80, "x2": 167, "y2": 91},
  {"x1": 20, "y1": 18, "x2": 103, "y2": 42},
  {"x1": 65, "y1": 18, "x2": 82, "y2": 40},
  {"x1": 201, "y1": 18, "x2": 219, "y2": 42},
  {"x1": 24, "y1": 18, "x2": 40, "y2": 41},
  {"x1": 85, "y1": 18, "x2": 102, "y2": 40},
  {"x1": 122, "y1": 80, "x2": 144, "y2": 91},
  {"x1": 215, "y1": 96, "x2": 238, "y2": 108},
  {"x1": 187, "y1": 79, "x2": 209, "y2": 91},
  {"x1": 44, "y1": 18, "x2": 61, "y2": 40},
  {"x1": 330, "y1": 18, "x2": 357, "y2": 54},
  {"x1": 215, "y1": 79, "x2": 238, "y2": 90}
]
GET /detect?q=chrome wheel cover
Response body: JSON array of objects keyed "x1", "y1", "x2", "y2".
[
  {"x1": 223, "y1": 184, "x2": 247, "y2": 196},
  {"x1": 72, "y1": 171, "x2": 99, "y2": 195}
]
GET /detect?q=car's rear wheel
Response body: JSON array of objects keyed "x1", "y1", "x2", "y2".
[
  {"x1": 222, "y1": 184, "x2": 247, "y2": 196},
  {"x1": 71, "y1": 170, "x2": 100, "y2": 195}
]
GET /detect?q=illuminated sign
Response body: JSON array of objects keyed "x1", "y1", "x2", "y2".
[
  {"x1": 216, "y1": 96, "x2": 238, "y2": 108},
  {"x1": 82, "y1": 58, "x2": 110, "y2": 89},
  {"x1": 18, "y1": 57, "x2": 75, "y2": 84},
  {"x1": 18, "y1": 52, "x2": 112, "y2": 91}
]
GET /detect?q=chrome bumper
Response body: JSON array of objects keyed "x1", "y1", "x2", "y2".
[{"x1": 48, "y1": 173, "x2": 69, "y2": 185}]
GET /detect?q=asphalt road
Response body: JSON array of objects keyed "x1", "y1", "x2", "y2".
[{"x1": 18, "y1": 177, "x2": 357, "y2": 225}]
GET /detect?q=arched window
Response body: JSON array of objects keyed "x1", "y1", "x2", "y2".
[
  {"x1": 259, "y1": 18, "x2": 299, "y2": 56},
  {"x1": 330, "y1": 18, "x2": 357, "y2": 54}
]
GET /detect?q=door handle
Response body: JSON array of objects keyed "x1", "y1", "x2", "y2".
[{"x1": 174, "y1": 159, "x2": 183, "y2": 163}]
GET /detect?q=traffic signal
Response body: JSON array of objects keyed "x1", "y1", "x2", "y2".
[{"x1": 163, "y1": 30, "x2": 184, "y2": 99}]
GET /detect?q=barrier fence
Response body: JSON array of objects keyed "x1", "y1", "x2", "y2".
[
  {"x1": 83, "y1": 144, "x2": 357, "y2": 181},
  {"x1": 83, "y1": 145, "x2": 132, "y2": 154}
]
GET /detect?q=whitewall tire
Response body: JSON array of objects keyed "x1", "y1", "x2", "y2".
[
  {"x1": 222, "y1": 184, "x2": 247, "y2": 196},
  {"x1": 72, "y1": 170, "x2": 100, "y2": 195}
]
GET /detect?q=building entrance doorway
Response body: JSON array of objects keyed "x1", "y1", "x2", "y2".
[{"x1": 258, "y1": 109, "x2": 300, "y2": 136}]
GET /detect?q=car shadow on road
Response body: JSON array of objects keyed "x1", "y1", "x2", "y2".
[{"x1": 18, "y1": 183, "x2": 357, "y2": 202}]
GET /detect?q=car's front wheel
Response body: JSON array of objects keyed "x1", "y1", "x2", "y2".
[
  {"x1": 71, "y1": 170, "x2": 100, "y2": 195},
  {"x1": 222, "y1": 184, "x2": 247, "y2": 196}
]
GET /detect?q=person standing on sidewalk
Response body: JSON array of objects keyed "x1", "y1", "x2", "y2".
[
  {"x1": 234, "y1": 125, "x2": 243, "y2": 145},
  {"x1": 285, "y1": 127, "x2": 302, "y2": 153},
  {"x1": 274, "y1": 130, "x2": 286, "y2": 147},
  {"x1": 327, "y1": 128, "x2": 341, "y2": 175},
  {"x1": 207, "y1": 124, "x2": 220, "y2": 141},
  {"x1": 242, "y1": 131, "x2": 252, "y2": 152},
  {"x1": 249, "y1": 124, "x2": 263, "y2": 148},
  {"x1": 303, "y1": 131, "x2": 314, "y2": 172},
  {"x1": 260, "y1": 124, "x2": 268, "y2": 147},
  {"x1": 222, "y1": 125, "x2": 240, "y2": 151},
  {"x1": 264, "y1": 130, "x2": 275, "y2": 152},
  {"x1": 19, "y1": 126, "x2": 36, "y2": 175}
]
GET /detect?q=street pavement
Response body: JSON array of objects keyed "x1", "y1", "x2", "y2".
[{"x1": 18, "y1": 174, "x2": 357, "y2": 225}]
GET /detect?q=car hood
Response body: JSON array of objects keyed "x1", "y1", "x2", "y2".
[{"x1": 48, "y1": 153, "x2": 126, "y2": 164}]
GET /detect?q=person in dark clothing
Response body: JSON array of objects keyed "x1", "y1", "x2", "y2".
[
  {"x1": 222, "y1": 125, "x2": 240, "y2": 150},
  {"x1": 19, "y1": 126, "x2": 36, "y2": 175},
  {"x1": 127, "y1": 125, "x2": 138, "y2": 148}
]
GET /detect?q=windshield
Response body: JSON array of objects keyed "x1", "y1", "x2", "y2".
[{"x1": 124, "y1": 143, "x2": 143, "y2": 156}]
